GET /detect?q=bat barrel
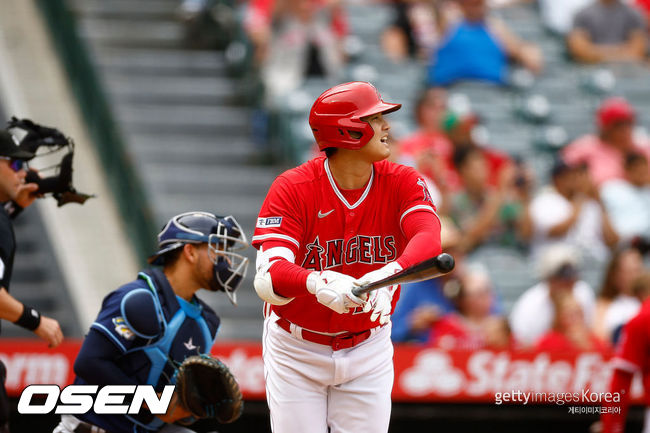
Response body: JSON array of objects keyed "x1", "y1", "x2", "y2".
[
  {"x1": 436, "y1": 253, "x2": 455, "y2": 273},
  {"x1": 352, "y1": 253, "x2": 455, "y2": 297}
]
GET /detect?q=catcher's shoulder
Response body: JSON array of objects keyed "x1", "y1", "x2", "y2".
[
  {"x1": 100, "y1": 278, "x2": 148, "y2": 307},
  {"x1": 195, "y1": 297, "x2": 220, "y2": 336}
]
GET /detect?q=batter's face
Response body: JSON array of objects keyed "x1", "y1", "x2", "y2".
[
  {"x1": 0, "y1": 158, "x2": 26, "y2": 202},
  {"x1": 359, "y1": 112, "x2": 391, "y2": 162}
]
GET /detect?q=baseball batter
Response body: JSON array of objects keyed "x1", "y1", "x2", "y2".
[{"x1": 253, "y1": 81, "x2": 442, "y2": 433}]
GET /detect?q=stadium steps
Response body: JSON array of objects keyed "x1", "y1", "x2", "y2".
[
  {"x1": 70, "y1": 0, "x2": 280, "y2": 340},
  {"x1": 93, "y1": 47, "x2": 229, "y2": 77}
]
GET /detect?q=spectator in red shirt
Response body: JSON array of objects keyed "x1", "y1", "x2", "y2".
[
  {"x1": 536, "y1": 293, "x2": 610, "y2": 353},
  {"x1": 563, "y1": 97, "x2": 650, "y2": 187}
]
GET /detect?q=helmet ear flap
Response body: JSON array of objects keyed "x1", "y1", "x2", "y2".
[{"x1": 309, "y1": 81, "x2": 400, "y2": 151}]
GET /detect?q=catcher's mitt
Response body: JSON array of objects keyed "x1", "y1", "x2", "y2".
[{"x1": 175, "y1": 354, "x2": 243, "y2": 424}]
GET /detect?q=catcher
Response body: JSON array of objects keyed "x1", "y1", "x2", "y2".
[{"x1": 52, "y1": 211, "x2": 248, "y2": 433}]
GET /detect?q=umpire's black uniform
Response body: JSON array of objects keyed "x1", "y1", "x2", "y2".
[
  {"x1": 0, "y1": 203, "x2": 15, "y2": 432},
  {"x1": 0, "y1": 131, "x2": 36, "y2": 433}
]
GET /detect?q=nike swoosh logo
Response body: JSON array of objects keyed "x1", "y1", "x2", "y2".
[{"x1": 318, "y1": 209, "x2": 334, "y2": 218}]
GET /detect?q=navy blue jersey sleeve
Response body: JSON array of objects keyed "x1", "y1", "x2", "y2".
[
  {"x1": 90, "y1": 282, "x2": 149, "y2": 353},
  {"x1": 74, "y1": 328, "x2": 138, "y2": 386}
]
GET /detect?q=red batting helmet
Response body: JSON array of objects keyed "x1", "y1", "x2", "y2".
[{"x1": 309, "y1": 82, "x2": 401, "y2": 151}]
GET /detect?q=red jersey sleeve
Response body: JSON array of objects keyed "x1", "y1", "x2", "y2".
[
  {"x1": 394, "y1": 167, "x2": 443, "y2": 268},
  {"x1": 612, "y1": 312, "x2": 649, "y2": 373},
  {"x1": 602, "y1": 312, "x2": 646, "y2": 433},
  {"x1": 397, "y1": 167, "x2": 440, "y2": 229},
  {"x1": 252, "y1": 175, "x2": 304, "y2": 255}
]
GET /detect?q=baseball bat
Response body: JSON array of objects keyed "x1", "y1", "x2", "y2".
[{"x1": 352, "y1": 253, "x2": 455, "y2": 297}]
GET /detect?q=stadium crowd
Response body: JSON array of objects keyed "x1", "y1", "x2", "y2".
[{"x1": 239, "y1": 0, "x2": 650, "y2": 353}]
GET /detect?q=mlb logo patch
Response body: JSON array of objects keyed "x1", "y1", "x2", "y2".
[{"x1": 257, "y1": 217, "x2": 283, "y2": 228}]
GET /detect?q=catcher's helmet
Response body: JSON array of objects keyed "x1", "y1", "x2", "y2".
[
  {"x1": 148, "y1": 211, "x2": 249, "y2": 305},
  {"x1": 309, "y1": 81, "x2": 401, "y2": 151}
]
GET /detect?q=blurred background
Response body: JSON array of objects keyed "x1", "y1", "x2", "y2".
[{"x1": 3, "y1": 0, "x2": 650, "y2": 431}]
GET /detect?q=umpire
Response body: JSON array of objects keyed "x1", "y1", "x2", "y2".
[{"x1": 0, "y1": 130, "x2": 63, "y2": 432}]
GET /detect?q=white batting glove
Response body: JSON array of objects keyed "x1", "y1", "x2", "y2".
[
  {"x1": 353, "y1": 262, "x2": 403, "y2": 325},
  {"x1": 354, "y1": 262, "x2": 403, "y2": 295},
  {"x1": 365, "y1": 288, "x2": 393, "y2": 325},
  {"x1": 307, "y1": 270, "x2": 365, "y2": 314}
]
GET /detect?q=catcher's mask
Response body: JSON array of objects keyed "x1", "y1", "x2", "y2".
[
  {"x1": 148, "y1": 211, "x2": 250, "y2": 305},
  {"x1": 7, "y1": 117, "x2": 93, "y2": 206}
]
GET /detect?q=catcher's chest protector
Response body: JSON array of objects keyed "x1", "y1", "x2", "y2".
[{"x1": 123, "y1": 272, "x2": 217, "y2": 431}]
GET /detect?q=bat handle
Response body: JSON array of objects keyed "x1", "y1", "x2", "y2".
[{"x1": 352, "y1": 284, "x2": 370, "y2": 298}]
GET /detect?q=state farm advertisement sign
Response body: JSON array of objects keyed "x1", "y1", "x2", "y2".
[
  {"x1": 0, "y1": 339, "x2": 643, "y2": 404},
  {"x1": 393, "y1": 346, "x2": 642, "y2": 403},
  {"x1": 0, "y1": 340, "x2": 78, "y2": 396}
]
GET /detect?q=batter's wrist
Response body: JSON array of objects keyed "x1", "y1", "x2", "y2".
[
  {"x1": 383, "y1": 261, "x2": 403, "y2": 274},
  {"x1": 306, "y1": 272, "x2": 319, "y2": 294}
]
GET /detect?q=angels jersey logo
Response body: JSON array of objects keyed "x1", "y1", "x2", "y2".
[
  {"x1": 417, "y1": 178, "x2": 435, "y2": 206},
  {"x1": 301, "y1": 235, "x2": 397, "y2": 271}
]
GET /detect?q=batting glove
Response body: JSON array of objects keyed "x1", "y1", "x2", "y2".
[
  {"x1": 366, "y1": 288, "x2": 393, "y2": 325},
  {"x1": 307, "y1": 270, "x2": 365, "y2": 314},
  {"x1": 353, "y1": 262, "x2": 403, "y2": 325},
  {"x1": 354, "y1": 262, "x2": 403, "y2": 296}
]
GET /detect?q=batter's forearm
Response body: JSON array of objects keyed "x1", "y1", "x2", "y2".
[{"x1": 267, "y1": 259, "x2": 312, "y2": 298}]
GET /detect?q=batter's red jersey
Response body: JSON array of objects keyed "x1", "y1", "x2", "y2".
[
  {"x1": 253, "y1": 156, "x2": 439, "y2": 334},
  {"x1": 612, "y1": 299, "x2": 650, "y2": 406}
]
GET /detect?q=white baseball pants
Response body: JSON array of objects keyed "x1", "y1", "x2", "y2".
[{"x1": 262, "y1": 313, "x2": 394, "y2": 433}]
